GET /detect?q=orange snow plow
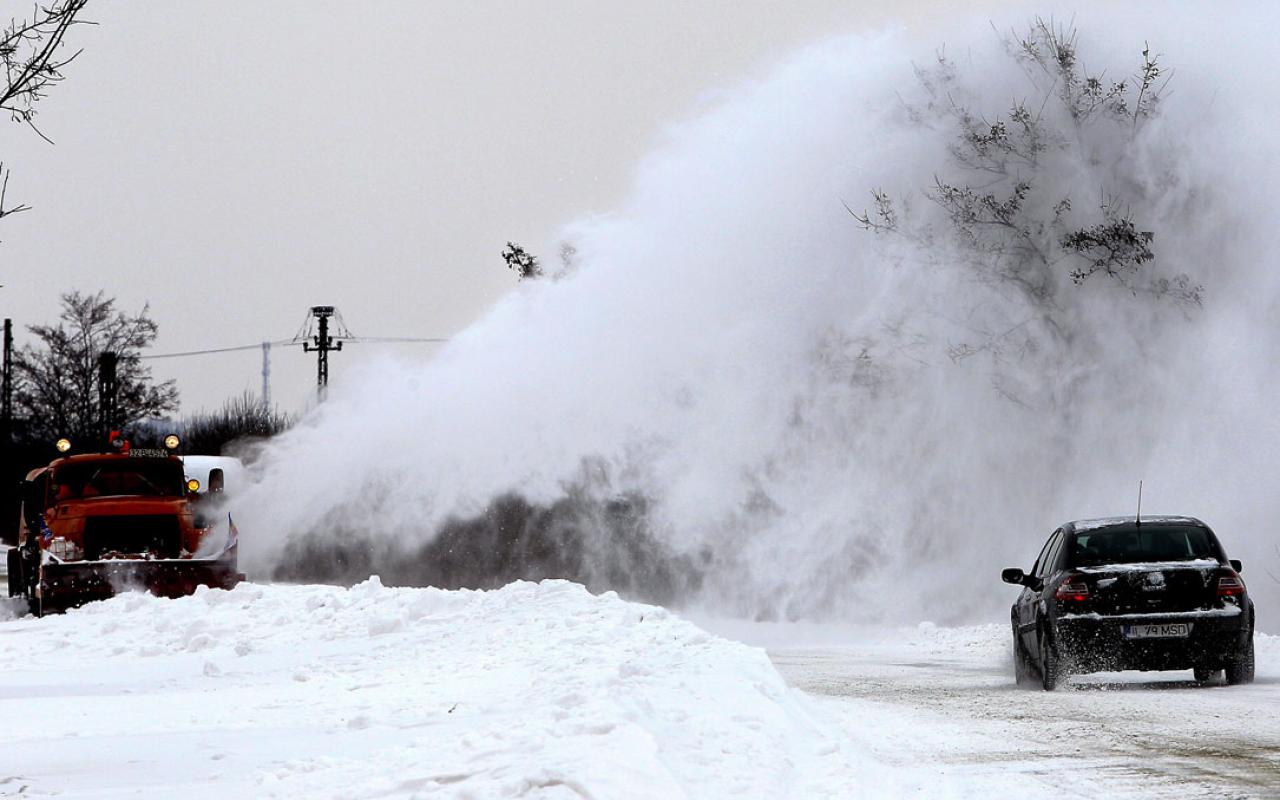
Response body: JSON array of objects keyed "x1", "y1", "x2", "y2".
[{"x1": 5, "y1": 435, "x2": 242, "y2": 616}]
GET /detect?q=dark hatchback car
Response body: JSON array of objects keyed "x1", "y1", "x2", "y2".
[{"x1": 1002, "y1": 516, "x2": 1255, "y2": 690}]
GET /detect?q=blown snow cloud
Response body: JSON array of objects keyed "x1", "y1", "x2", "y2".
[{"x1": 238, "y1": 5, "x2": 1280, "y2": 626}]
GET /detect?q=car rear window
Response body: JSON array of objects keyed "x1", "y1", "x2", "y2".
[{"x1": 1069, "y1": 526, "x2": 1219, "y2": 567}]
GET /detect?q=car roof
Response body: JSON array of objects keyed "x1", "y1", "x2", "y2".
[{"x1": 1063, "y1": 515, "x2": 1209, "y2": 534}]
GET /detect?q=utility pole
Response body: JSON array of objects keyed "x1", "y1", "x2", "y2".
[
  {"x1": 97, "y1": 351, "x2": 119, "y2": 438},
  {"x1": 2, "y1": 319, "x2": 12, "y2": 445},
  {"x1": 1, "y1": 320, "x2": 11, "y2": 546},
  {"x1": 302, "y1": 305, "x2": 342, "y2": 398},
  {"x1": 261, "y1": 341, "x2": 271, "y2": 412}
]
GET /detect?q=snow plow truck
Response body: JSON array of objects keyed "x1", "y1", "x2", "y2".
[{"x1": 6, "y1": 434, "x2": 242, "y2": 616}]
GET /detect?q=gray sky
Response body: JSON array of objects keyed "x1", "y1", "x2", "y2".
[{"x1": 2, "y1": 0, "x2": 1015, "y2": 416}]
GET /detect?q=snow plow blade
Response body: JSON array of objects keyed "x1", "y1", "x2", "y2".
[{"x1": 38, "y1": 558, "x2": 242, "y2": 612}]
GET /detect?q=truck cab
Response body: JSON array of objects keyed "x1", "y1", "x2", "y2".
[{"x1": 7, "y1": 437, "x2": 242, "y2": 615}]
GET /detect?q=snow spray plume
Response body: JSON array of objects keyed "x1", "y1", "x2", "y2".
[{"x1": 238, "y1": 7, "x2": 1280, "y2": 626}]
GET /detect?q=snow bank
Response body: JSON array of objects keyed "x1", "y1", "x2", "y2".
[{"x1": 0, "y1": 581, "x2": 864, "y2": 799}]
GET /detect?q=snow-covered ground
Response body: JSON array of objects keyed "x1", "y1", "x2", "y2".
[
  {"x1": 1, "y1": 580, "x2": 1276, "y2": 798},
  {"x1": 0, "y1": 580, "x2": 867, "y2": 799},
  {"x1": 702, "y1": 618, "x2": 1280, "y2": 798}
]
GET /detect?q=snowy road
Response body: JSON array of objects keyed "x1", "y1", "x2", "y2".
[
  {"x1": 2, "y1": 580, "x2": 1277, "y2": 798},
  {"x1": 755, "y1": 624, "x2": 1280, "y2": 798}
]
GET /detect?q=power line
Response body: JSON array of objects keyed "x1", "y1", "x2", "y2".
[
  {"x1": 140, "y1": 340, "x2": 297, "y2": 360},
  {"x1": 141, "y1": 323, "x2": 448, "y2": 407},
  {"x1": 140, "y1": 336, "x2": 448, "y2": 361},
  {"x1": 126, "y1": 303, "x2": 449, "y2": 416}
]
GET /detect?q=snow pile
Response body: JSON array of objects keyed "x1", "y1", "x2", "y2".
[{"x1": 0, "y1": 581, "x2": 867, "y2": 799}]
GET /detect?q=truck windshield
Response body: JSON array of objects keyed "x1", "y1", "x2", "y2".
[
  {"x1": 52, "y1": 459, "x2": 185, "y2": 499},
  {"x1": 1069, "y1": 526, "x2": 1219, "y2": 567}
]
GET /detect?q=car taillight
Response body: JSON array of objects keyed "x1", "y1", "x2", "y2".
[
  {"x1": 1217, "y1": 569, "x2": 1245, "y2": 597},
  {"x1": 1055, "y1": 574, "x2": 1091, "y2": 602}
]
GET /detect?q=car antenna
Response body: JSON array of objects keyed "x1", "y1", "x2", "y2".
[{"x1": 1135, "y1": 480, "x2": 1143, "y2": 527}]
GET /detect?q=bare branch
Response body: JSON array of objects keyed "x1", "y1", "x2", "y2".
[
  {"x1": 849, "y1": 19, "x2": 1195, "y2": 394},
  {"x1": 0, "y1": 0, "x2": 92, "y2": 118},
  {"x1": 0, "y1": 0, "x2": 91, "y2": 232}
]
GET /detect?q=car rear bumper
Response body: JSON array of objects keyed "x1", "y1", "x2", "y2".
[{"x1": 1055, "y1": 609, "x2": 1249, "y2": 672}]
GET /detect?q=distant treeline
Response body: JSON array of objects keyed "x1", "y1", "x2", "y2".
[{"x1": 272, "y1": 492, "x2": 706, "y2": 607}]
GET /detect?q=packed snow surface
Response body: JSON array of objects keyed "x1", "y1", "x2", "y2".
[
  {"x1": 705, "y1": 618, "x2": 1280, "y2": 798},
  {"x1": 0, "y1": 581, "x2": 863, "y2": 799},
  {"x1": 3, "y1": 582, "x2": 1276, "y2": 798}
]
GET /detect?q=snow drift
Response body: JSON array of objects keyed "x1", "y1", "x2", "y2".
[
  {"x1": 0, "y1": 581, "x2": 871, "y2": 798},
  {"x1": 237, "y1": 6, "x2": 1280, "y2": 625}
]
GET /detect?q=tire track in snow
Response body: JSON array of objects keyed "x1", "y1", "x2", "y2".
[{"x1": 766, "y1": 629, "x2": 1280, "y2": 799}]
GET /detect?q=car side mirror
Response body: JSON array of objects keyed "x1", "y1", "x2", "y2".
[
  {"x1": 1230, "y1": 559, "x2": 1243, "y2": 573},
  {"x1": 1001, "y1": 567, "x2": 1026, "y2": 586},
  {"x1": 20, "y1": 480, "x2": 42, "y2": 530}
]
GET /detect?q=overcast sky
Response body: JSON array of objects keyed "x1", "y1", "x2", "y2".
[{"x1": 2, "y1": 0, "x2": 1017, "y2": 416}]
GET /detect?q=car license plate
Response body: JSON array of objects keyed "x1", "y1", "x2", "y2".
[{"x1": 1123, "y1": 623, "x2": 1192, "y2": 639}]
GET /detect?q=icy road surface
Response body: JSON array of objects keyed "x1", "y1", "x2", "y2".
[{"x1": 716, "y1": 620, "x2": 1280, "y2": 798}]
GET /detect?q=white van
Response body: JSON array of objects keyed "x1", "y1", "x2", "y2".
[{"x1": 181, "y1": 455, "x2": 247, "y2": 495}]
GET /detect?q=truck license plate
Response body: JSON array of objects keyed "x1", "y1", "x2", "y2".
[{"x1": 1123, "y1": 623, "x2": 1191, "y2": 639}]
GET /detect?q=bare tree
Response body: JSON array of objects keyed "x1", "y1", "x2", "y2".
[
  {"x1": 0, "y1": 0, "x2": 92, "y2": 222},
  {"x1": 13, "y1": 290, "x2": 178, "y2": 443},
  {"x1": 179, "y1": 391, "x2": 293, "y2": 457},
  {"x1": 850, "y1": 19, "x2": 1199, "y2": 376}
]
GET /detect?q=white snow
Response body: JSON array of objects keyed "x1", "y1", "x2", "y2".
[
  {"x1": 702, "y1": 617, "x2": 1280, "y2": 798},
  {"x1": 3, "y1": 580, "x2": 1276, "y2": 798},
  {"x1": 1060, "y1": 606, "x2": 1242, "y2": 620},
  {"x1": 1076, "y1": 559, "x2": 1221, "y2": 573},
  {"x1": 0, "y1": 580, "x2": 866, "y2": 799},
  {"x1": 1071, "y1": 517, "x2": 1204, "y2": 531}
]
